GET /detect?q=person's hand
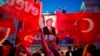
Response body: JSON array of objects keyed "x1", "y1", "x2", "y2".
[{"x1": 0, "y1": 27, "x2": 10, "y2": 45}]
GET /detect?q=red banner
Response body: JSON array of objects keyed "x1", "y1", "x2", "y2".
[
  {"x1": 18, "y1": 2, "x2": 41, "y2": 47},
  {"x1": 75, "y1": 12, "x2": 100, "y2": 44},
  {"x1": 0, "y1": 0, "x2": 42, "y2": 47},
  {"x1": 0, "y1": 18, "x2": 16, "y2": 34},
  {"x1": 56, "y1": 12, "x2": 76, "y2": 40},
  {"x1": 0, "y1": 3, "x2": 19, "y2": 18},
  {"x1": 56, "y1": 12, "x2": 100, "y2": 44}
]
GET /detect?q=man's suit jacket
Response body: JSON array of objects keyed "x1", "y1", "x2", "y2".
[
  {"x1": 65, "y1": 51, "x2": 73, "y2": 56},
  {"x1": 43, "y1": 26, "x2": 56, "y2": 35}
]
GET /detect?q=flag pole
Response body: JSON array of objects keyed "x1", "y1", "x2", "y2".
[{"x1": 82, "y1": 44, "x2": 89, "y2": 56}]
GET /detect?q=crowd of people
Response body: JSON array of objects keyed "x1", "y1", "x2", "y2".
[
  {"x1": 0, "y1": 39, "x2": 100, "y2": 56},
  {"x1": 32, "y1": 45, "x2": 100, "y2": 56}
]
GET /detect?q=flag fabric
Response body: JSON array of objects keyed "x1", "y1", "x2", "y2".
[
  {"x1": 17, "y1": 23, "x2": 40, "y2": 47},
  {"x1": 75, "y1": 12, "x2": 100, "y2": 44},
  {"x1": 5, "y1": 0, "x2": 40, "y2": 24},
  {"x1": 0, "y1": 18, "x2": 16, "y2": 34},
  {"x1": 0, "y1": 0, "x2": 42, "y2": 47},
  {"x1": 56, "y1": 11, "x2": 76, "y2": 40},
  {"x1": 94, "y1": 26, "x2": 100, "y2": 41},
  {"x1": 0, "y1": 4, "x2": 19, "y2": 19},
  {"x1": 0, "y1": 0, "x2": 41, "y2": 23},
  {"x1": 56, "y1": 12, "x2": 100, "y2": 44},
  {"x1": 17, "y1": 2, "x2": 42, "y2": 47}
]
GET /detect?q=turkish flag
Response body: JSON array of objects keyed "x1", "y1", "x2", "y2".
[
  {"x1": 74, "y1": 12, "x2": 100, "y2": 44},
  {"x1": 56, "y1": 12, "x2": 100, "y2": 44},
  {"x1": 0, "y1": 18, "x2": 16, "y2": 34},
  {"x1": 93, "y1": 25, "x2": 100, "y2": 42},
  {"x1": 56, "y1": 12, "x2": 76, "y2": 40}
]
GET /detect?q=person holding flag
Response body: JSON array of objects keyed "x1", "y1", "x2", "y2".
[
  {"x1": 0, "y1": 27, "x2": 10, "y2": 56},
  {"x1": 39, "y1": 29, "x2": 62, "y2": 56}
]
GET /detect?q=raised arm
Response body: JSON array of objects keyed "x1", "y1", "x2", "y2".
[
  {"x1": 0, "y1": 27, "x2": 10, "y2": 45},
  {"x1": 39, "y1": 30, "x2": 54, "y2": 56}
]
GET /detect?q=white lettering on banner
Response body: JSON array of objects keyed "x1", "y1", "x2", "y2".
[
  {"x1": 24, "y1": 35, "x2": 33, "y2": 43},
  {"x1": 28, "y1": 37, "x2": 33, "y2": 43},
  {"x1": 7, "y1": 0, "x2": 39, "y2": 16},
  {"x1": 24, "y1": 1, "x2": 30, "y2": 12},
  {"x1": 15, "y1": 0, "x2": 24, "y2": 10},
  {"x1": 31, "y1": 6, "x2": 39, "y2": 16},
  {"x1": 80, "y1": 18, "x2": 94, "y2": 32},
  {"x1": 24, "y1": 36, "x2": 28, "y2": 41},
  {"x1": 7, "y1": 0, "x2": 15, "y2": 6},
  {"x1": 24, "y1": 1, "x2": 39, "y2": 15}
]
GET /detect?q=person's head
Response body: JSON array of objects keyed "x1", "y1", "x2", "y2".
[
  {"x1": 63, "y1": 7, "x2": 67, "y2": 10},
  {"x1": 35, "y1": 48, "x2": 40, "y2": 53},
  {"x1": 68, "y1": 46, "x2": 72, "y2": 51},
  {"x1": 87, "y1": 44, "x2": 96, "y2": 53},
  {"x1": 2, "y1": 40, "x2": 10, "y2": 46},
  {"x1": 46, "y1": 19, "x2": 53, "y2": 27},
  {"x1": 61, "y1": 52, "x2": 64, "y2": 56}
]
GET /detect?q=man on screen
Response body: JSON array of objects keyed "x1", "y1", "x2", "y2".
[
  {"x1": 43, "y1": 18, "x2": 56, "y2": 35},
  {"x1": 43, "y1": 18, "x2": 59, "y2": 43},
  {"x1": 41, "y1": 18, "x2": 61, "y2": 56}
]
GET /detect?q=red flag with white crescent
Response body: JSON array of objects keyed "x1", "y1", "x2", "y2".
[
  {"x1": 75, "y1": 12, "x2": 100, "y2": 44},
  {"x1": 56, "y1": 12, "x2": 100, "y2": 44},
  {"x1": 56, "y1": 11, "x2": 76, "y2": 40}
]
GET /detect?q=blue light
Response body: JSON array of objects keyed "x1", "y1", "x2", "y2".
[{"x1": 0, "y1": 0, "x2": 7, "y2": 6}]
